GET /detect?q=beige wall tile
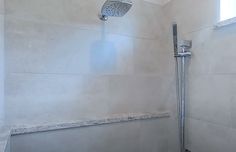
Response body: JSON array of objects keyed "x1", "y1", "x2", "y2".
[
  {"x1": 5, "y1": 18, "x2": 134, "y2": 75},
  {"x1": 133, "y1": 38, "x2": 174, "y2": 75},
  {"x1": 186, "y1": 118, "x2": 232, "y2": 152},
  {"x1": 0, "y1": 0, "x2": 4, "y2": 14},
  {"x1": 107, "y1": 75, "x2": 173, "y2": 114},
  {"x1": 167, "y1": 117, "x2": 179, "y2": 152},
  {"x1": 0, "y1": 14, "x2": 4, "y2": 125},
  {"x1": 139, "y1": 118, "x2": 168, "y2": 152},
  {"x1": 5, "y1": 73, "x2": 110, "y2": 125},
  {"x1": 187, "y1": 74, "x2": 232, "y2": 126},
  {"x1": 183, "y1": 28, "x2": 213, "y2": 75},
  {"x1": 228, "y1": 128, "x2": 236, "y2": 151},
  {"x1": 11, "y1": 119, "x2": 168, "y2": 152},
  {"x1": 11, "y1": 121, "x2": 140, "y2": 152},
  {"x1": 184, "y1": 26, "x2": 236, "y2": 75},
  {"x1": 5, "y1": 0, "x2": 165, "y2": 39},
  {"x1": 229, "y1": 78, "x2": 236, "y2": 129}
]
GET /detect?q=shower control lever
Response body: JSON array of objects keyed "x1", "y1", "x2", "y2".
[{"x1": 175, "y1": 51, "x2": 191, "y2": 57}]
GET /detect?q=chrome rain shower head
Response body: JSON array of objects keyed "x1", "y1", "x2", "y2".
[{"x1": 99, "y1": 0, "x2": 133, "y2": 21}]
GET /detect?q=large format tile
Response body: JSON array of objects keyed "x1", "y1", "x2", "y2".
[
  {"x1": 5, "y1": 73, "x2": 110, "y2": 125},
  {"x1": 5, "y1": 0, "x2": 103, "y2": 27},
  {"x1": 0, "y1": 14, "x2": 4, "y2": 126},
  {"x1": 187, "y1": 74, "x2": 232, "y2": 126},
  {"x1": 229, "y1": 78, "x2": 236, "y2": 129},
  {"x1": 0, "y1": 15, "x2": 3, "y2": 71},
  {"x1": 183, "y1": 25, "x2": 236, "y2": 75},
  {"x1": 11, "y1": 119, "x2": 169, "y2": 152},
  {"x1": 186, "y1": 118, "x2": 232, "y2": 152},
  {"x1": 107, "y1": 75, "x2": 174, "y2": 114},
  {"x1": 0, "y1": 0, "x2": 4, "y2": 14},
  {"x1": 182, "y1": 20, "x2": 236, "y2": 75},
  {"x1": 183, "y1": 27, "x2": 214, "y2": 75},
  {"x1": 139, "y1": 118, "x2": 168, "y2": 152},
  {"x1": 228, "y1": 128, "x2": 236, "y2": 151},
  {"x1": 0, "y1": 15, "x2": 3, "y2": 50},
  {"x1": 5, "y1": 0, "x2": 165, "y2": 39},
  {"x1": 208, "y1": 26, "x2": 236, "y2": 74},
  {"x1": 167, "y1": 117, "x2": 180, "y2": 152},
  {"x1": 11, "y1": 121, "x2": 140, "y2": 152},
  {"x1": 133, "y1": 38, "x2": 174, "y2": 75},
  {"x1": 5, "y1": 18, "x2": 134, "y2": 75},
  {"x1": 6, "y1": 72, "x2": 173, "y2": 126}
]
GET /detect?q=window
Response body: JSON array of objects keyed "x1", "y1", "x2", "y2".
[{"x1": 220, "y1": 0, "x2": 236, "y2": 21}]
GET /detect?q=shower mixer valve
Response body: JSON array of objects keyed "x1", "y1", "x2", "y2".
[{"x1": 175, "y1": 40, "x2": 192, "y2": 57}]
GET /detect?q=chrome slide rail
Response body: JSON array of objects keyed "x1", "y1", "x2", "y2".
[{"x1": 172, "y1": 23, "x2": 192, "y2": 152}]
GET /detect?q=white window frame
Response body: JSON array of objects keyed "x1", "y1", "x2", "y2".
[{"x1": 215, "y1": 0, "x2": 236, "y2": 28}]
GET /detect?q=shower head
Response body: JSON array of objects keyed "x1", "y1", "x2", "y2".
[{"x1": 99, "y1": 0, "x2": 133, "y2": 21}]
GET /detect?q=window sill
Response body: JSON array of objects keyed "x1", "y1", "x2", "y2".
[{"x1": 215, "y1": 17, "x2": 236, "y2": 29}]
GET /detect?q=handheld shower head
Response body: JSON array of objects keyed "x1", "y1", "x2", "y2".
[{"x1": 99, "y1": 0, "x2": 133, "y2": 21}]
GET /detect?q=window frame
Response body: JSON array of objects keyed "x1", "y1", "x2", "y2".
[{"x1": 215, "y1": 0, "x2": 236, "y2": 28}]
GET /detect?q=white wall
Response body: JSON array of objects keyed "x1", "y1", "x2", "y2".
[
  {"x1": 0, "y1": 0, "x2": 5, "y2": 126},
  {"x1": 164, "y1": 0, "x2": 236, "y2": 151},
  {"x1": 5, "y1": 0, "x2": 177, "y2": 151}
]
